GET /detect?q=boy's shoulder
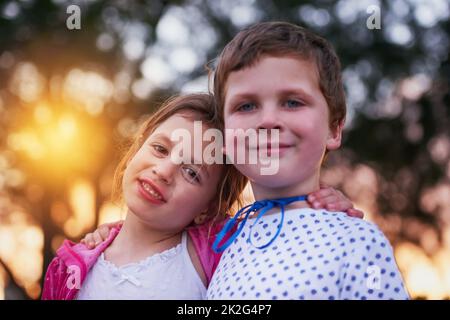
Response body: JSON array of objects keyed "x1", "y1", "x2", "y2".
[
  {"x1": 315, "y1": 209, "x2": 393, "y2": 253},
  {"x1": 290, "y1": 209, "x2": 396, "y2": 267},
  {"x1": 321, "y1": 209, "x2": 383, "y2": 233},
  {"x1": 305, "y1": 208, "x2": 381, "y2": 227},
  {"x1": 290, "y1": 208, "x2": 388, "y2": 243}
]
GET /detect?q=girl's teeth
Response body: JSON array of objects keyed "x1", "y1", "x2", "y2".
[{"x1": 142, "y1": 182, "x2": 162, "y2": 200}]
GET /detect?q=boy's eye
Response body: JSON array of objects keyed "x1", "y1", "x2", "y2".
[
  {"x1": 152, "y1": 144, "x2": 168, "y2": 156},
  {"x1": 182, "y1": 166, "x2": 201, "y2": 184},
  {"x1": 237, "y1": 102, "x2": 256, "y2": 112},
  {"x1": 285, "y1": 99, "x2": 304, "y2": 108}
]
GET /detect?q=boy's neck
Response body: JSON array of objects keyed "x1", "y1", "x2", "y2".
[
  {"x1": 104, "y1": 210, "x2": 182, "y2": 267},
  {"x1": 250, "y1": 174, "x2": 320, "y2": 210}
]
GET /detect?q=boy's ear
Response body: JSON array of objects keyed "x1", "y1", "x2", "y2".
[{"x1": 326, "y1": 120, "x2": 344, "y2": 151}]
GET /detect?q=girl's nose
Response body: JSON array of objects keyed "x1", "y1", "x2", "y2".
[{"x1": 152, "y1": 160, "x2": 176, "y2": 185}]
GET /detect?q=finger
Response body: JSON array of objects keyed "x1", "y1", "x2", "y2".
[
  {"x1": 308, "y1": 188, "x2": 334, "y2": 202},
  {"x1": 97, "y1": 226, "x2": 109, "y2": 239},
  {"x1": 310, "y1": 194, "x2": 340, "y2": 209},
  {"x1": 93, "y1": 231, "x2": 104, "y2": 246},
  {"x1": 330, "y1": 198, "x2": 353, "y2": 212},
  {"x1": 347, "y1": 208, "x2": 364, "y2": 219},
  {"x1": 325, "y1": 200, "x2": 352, "y2": 212},
  {"x1": 83, "y1": 233, "x2": 95, "y2": 249}
]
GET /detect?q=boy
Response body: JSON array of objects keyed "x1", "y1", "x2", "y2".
[{"x1": 207, "y1": 21, "x2": 409, "y2": 300}]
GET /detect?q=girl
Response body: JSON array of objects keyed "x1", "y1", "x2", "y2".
[
  {"x1": 42, "y1": 93, "x2": 247, "y2": 299},
  {"x1": 43, "y1": 93, "x2": 358, "y2": 300}
]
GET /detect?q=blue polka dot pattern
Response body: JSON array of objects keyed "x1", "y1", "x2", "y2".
[{"x1": 206, "y1": 208, "x2": 409, "y2": 300}]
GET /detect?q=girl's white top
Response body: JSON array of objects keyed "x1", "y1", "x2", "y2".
[
  {"x1": 77, "y1": 232, "x2": 206, "y2": 300},
  {"x1": 207, "y1": 208, "x2": 409, "y2": 300}
]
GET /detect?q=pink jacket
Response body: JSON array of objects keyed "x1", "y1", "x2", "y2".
[{"x1": 41, "y1": 222, "x2": 228, "y2": 300}]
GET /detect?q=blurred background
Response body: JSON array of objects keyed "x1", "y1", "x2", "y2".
[{"x1": 0, "y1": 0, "x2": 449, "y2": 300}]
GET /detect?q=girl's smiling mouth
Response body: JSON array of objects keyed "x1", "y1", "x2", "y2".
[{"x1": 137, "y1": 178, "x2": 167, "y2": 204}]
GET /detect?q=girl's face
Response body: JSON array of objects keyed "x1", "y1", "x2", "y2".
[{"x1": 122, "y1": 114, "x2": 223, "y2": 232}]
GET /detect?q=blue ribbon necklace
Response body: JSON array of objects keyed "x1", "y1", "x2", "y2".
[{"x1": 212, "y1": 195, "x2": 308, "y2": 253}]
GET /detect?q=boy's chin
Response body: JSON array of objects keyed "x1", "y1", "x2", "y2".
[{"x1": 236, "y1": 164, "x2": 297, "y2": 187}]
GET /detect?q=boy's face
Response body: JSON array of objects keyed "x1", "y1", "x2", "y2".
[{"x1": 223, "y1": 55, "x2": 342, "y2": 196}]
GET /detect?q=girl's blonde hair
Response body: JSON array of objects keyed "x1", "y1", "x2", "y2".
[{"x1": 112, "y1": 93, "x2": 248, "y2": 225}]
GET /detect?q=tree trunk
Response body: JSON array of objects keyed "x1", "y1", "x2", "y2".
[{"x1": 0, "y1": 258, "x2": 31, "y2": 300}]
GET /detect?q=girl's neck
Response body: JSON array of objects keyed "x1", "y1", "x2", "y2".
[{"x1": 104, "y1": 210, "x2": 182, "y2": 267}]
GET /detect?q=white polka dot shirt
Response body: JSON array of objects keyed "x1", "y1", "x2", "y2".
[{"x1": 206, "y1": 208, "x2": 409, "y2": 300}]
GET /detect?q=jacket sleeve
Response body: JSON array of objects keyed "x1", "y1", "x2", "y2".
[
  {"x1": 42, "y1": 256, "x2": 84, "y2": 300},
  {"x1": 187, "y1": 219, "x2": 236, "y2": 286},
  {"x1": 41, "y1": 257, "x2": 66, "y2": 300}
]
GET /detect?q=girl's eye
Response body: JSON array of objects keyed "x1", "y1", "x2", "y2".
[
  {"x1": 182, "y1": 166, "x2": 201, "y2": 184},
  {"x1": 237, "y1": 102, "x2": 256, "y2": 112},
  {"x1": 285, "y1": 99, "x2": 304, "y2": 108},
  {"x1": 152, "y1": 144, "x2": 168, "y2": 156}
]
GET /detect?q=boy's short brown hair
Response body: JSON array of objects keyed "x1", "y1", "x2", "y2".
[{"x1": 211, "y1": 21, "x2": 346, "y2": 131}]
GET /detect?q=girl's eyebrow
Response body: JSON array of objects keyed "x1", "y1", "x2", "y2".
[
  {"x1": 151, "y1": 133, "x2": 172, "y2": 145},
  {"x1": 153, "y1": 132, "x2": 212, "y2": 178}
]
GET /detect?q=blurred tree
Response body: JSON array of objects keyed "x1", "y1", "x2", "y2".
[{"x1": 0, "y1": 0, "x2": 177, "y2": 298}]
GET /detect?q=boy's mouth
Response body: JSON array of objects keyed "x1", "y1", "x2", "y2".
[
  {"x1": 254, "y1": 143, "x2": 294, "y2": 155},
  {"x1": 137, "y1": 178, "x2": 166, "y2": 203}
]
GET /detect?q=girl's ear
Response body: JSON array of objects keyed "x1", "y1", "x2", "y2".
[
  {"x1": 194, "y1": 212, "x2": 208, "y2": 225},
  {"x1": 194, "y1": 198, "x2": 221, "y2": 225},
  {"x1": 326, "y1": 120, "x2": 344, "y2": 151}
]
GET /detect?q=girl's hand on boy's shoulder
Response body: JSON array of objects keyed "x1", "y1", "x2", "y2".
[
  {"x1": 80, "y1": 220, "x2": 124, "y2": 249},
  {"x1": 307, "y1": 184, "x2": 364, "y2": 219}
]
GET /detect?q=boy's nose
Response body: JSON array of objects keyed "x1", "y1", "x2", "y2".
[
  {"x1": 257, "y1": 107, "x2": 282, "y2": 131},
  {"x1": 151, "y1": 160, "x2": 176, "y2": 185}
]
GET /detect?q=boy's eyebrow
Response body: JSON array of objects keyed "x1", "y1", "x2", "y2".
[
  {"x1": 226, "y1": 87, "x2": 316, "y2": 105},
  {"x1": 226, "y1": 92, "x2": 258, "y2": 106},
  {"x1": 277, "y1": 88, "x2": 315, "y2": 102}
]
